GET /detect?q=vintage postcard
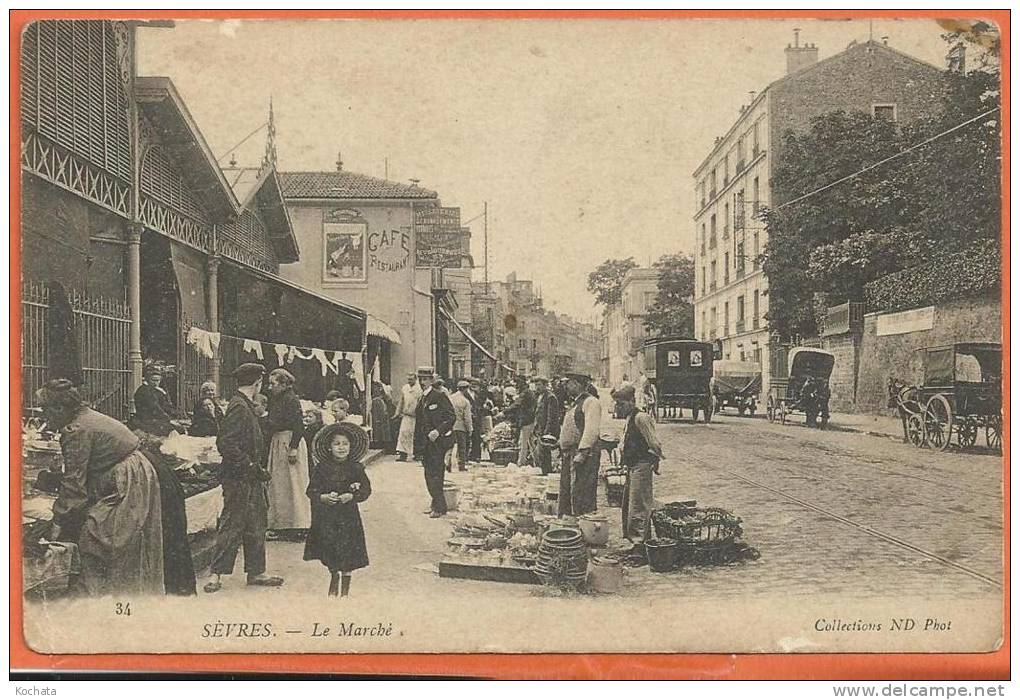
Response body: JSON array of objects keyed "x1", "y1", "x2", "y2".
[{"x1": 12, "y1": 11, "x2": 1008, "y2": 671}]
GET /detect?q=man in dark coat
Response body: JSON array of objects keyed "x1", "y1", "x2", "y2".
[
  {"x1": 532, "y1": 376, "x2": 561, "y2": 475},
  {"x1": 414, "y1": 369, "x2": 456, "y2": 518},
  {"x1": 133, "y1": 367, "x2": 177, "y2": 436},
  {"x1": 467, "y1": 377, "x2": 486, "y2": 462},
  {"x1": 204, "y1": 363, "x2": 285, "y2": 593}
]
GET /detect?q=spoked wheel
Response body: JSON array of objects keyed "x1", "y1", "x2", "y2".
[
  {"x1": 923, "y1": 394, "x2": 954, "y2": 452},
  {"x1": 906, "y1": 414, "x2": 926, "y2": 447},
  {"x1": 766, "y1": 396, "x2": 776, "y2": 423},
  {"x1": 956, "y1": 419, "x2": 977, "y2": 448},
  {"x1": 986, "y1": 415, "x2": 1002, "y2": 451}
]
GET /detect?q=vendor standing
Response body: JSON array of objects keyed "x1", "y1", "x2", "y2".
[
  {"x1": 204, "y1": 363, "x2": 285, "y2": 593},
  {"x1": 557, "y1": 372, "x2": 602, "y2": 517},
  {"x1": 133, "y1": 367, "x2": 177, "y2": 436},
  {"x1": 189, "y1": 381, "x2": 224, "y2": 437},
  {"x1": 38, "y1": 379, "x2": 165, "y2": 596},
  {"x1": 614, "y1": 385, "x2": 664, "y2": 541},
  {"x1": 532, "y1": 376, "x2": 561, "y2": 475},
  {"x1": 392, "y1": 372, "x2": 423, "y2": 462},
  {"x1": 264, "y1": 368, "x2": 312, "y2": 534}
]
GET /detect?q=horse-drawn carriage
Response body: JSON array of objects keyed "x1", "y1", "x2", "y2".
[
  {"x1": 766, "y1": 347, "x2": 834, "y2": 427},
  {"x1": 889, "y1": 342, "x2": 1002, "y2": 451},
  {"x1": 711, "y1": 360, "x2": 762, "y2": 416},
  {"x1": 642, "y1": 337, "x2": 715, "y2": 423}
]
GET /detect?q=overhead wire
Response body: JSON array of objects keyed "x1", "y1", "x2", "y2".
[{"x1": 774, "y1": 106, "x2": 1000, "y2": 211}]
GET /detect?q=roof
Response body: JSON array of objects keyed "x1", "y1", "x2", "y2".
[
  {"x1": 279, "y1": 171, "x2": 439, "y2": 200},
  {"x1": 135, "y1": 76, "x2": 241, "y2": 222},
  {"x1": 693, "y1": 40, "x2": 944, "y2": 177},
  {"x1": 222, "y1": 165, "x2": 300, "y2": 263}
]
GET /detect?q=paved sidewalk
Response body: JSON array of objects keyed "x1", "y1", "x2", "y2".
[{"x1": 828, "y1": 411, "x2": 904, "y2": 441}]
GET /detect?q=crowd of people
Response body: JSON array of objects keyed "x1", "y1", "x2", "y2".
[{"x1": 34, "y1": 360, "x2": 667, "y2": 600}]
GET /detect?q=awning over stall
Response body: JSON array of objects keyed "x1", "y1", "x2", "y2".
[
  {"x1": 439, "y1": 307, "x2": 497, "y2": 362},
  {"x1": 219, "y1": 261, "x2": 366, "y2": 353},
  {"x1": 367, "y1": 314, "x2": 402, "y2": 344}
]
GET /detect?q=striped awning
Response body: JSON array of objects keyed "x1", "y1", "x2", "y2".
[{"x1": 367, "y1": 315, "x2": 402, "y2": 344}]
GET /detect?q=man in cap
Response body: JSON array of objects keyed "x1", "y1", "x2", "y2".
[
  {"x1": 392, "y1": 371, "x2": 423, "y2": 462},
  {"x1": 466, "y1": 377, "x2": 486, "y2": 462},
  {"x1": 531, "y1": 376, "x2": 561, "y2": 475},
  {"x1": 414, "y1": 369, "x2": 456, "y2": 517},
  {"x1": 449, "y1": 379, "x2": 474, "y2": 472},
  {"x1": 613, "y1": 384, "x2": 665, "y2": 541},
  {"x1": 557, "y1": 371, "x2": 602, "y2": 516},
  {"x1": 504, "y1": 375, "x2": 537, "y2": 466},
  {"x1": 204, "y1": 363, "x2": 284, "y2": 593}
]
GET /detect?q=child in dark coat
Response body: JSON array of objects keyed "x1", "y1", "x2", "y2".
[{"x1": 304, "y1": 422, "x2": 371, "y2": 597}]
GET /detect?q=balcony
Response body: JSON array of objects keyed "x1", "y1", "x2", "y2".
[{"x1": 735, "y1": 319, "x2": 746, "y2": 334}]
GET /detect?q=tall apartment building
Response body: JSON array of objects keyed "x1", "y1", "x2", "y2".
[
  {"x1": 602, "y1": 267, "x2": 659, "y2": 388},
  {"x1": 692, "y1": 33, "x2": 945, "y2": 395}
]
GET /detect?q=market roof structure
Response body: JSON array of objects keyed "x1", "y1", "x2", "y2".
[{"x1": 279, "y1": 171, "x2": 439, "y2": 200}]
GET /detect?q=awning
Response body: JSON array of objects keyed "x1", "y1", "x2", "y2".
[
  {"x1": 439, "y1": 308, "x2": 497, "y2": 362},
  {"x1": 367, "y1": 314, "x2": 402, "y2": 344}
]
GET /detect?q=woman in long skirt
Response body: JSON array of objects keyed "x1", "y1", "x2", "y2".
[
  {"x1": 38, "y1": 380, "x2": 164, "y2": 596},
  {"x1": 265, "y1": 369, "x2": 312, "y2": 534}
]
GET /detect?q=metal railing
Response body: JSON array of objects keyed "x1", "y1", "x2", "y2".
[{"x1": 21, "y1": 280, "x2": 132, "y2": 420}]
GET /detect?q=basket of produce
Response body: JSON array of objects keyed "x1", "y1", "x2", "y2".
[
  {"x1": 601, "y1": 465, "x2": 627, "y2": 508},
  {"x1": 648, "y1": 502, "x2": 759, "y2": 566},
  {"x1": 490, "y1": 448, "x2": 517, "y2": 466}
]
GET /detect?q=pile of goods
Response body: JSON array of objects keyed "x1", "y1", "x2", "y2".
[
  {"x1": 646, "y1": 501, "x2": 760, "y2": 568},
  {"x1": 160, "y1": 432, "x2": 221, "y2": 465},
  {"x1": 486, "y1": 421, "x2": 518, "y2": 465},
  {"x1": 535, "y1": 527, "x2": 589, "y2": 590}
]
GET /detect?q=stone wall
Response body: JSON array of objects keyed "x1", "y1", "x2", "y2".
[
  {"x1": 855, "y1": 294, "x2": 1002, "y2": 414},
  {"x1": 821, "y1": 331, "x2": 860, "y2": 412}
]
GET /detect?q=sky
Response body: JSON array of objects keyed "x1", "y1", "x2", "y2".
[{"x1": 137, "y1": 16, "x2": 955, "y2": 322}]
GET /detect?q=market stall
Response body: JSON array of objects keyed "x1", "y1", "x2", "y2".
[{"x1": 20, "y1": 422, "x2": 226, "y2": 597}]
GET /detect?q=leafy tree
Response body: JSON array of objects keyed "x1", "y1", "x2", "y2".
[
  {"x1": 762, "y1": 49, "x2": 1001, "y2": 340},
  {"x1": 644, "y1": 253, "x2": 695, "y2": 337},
  {"x1": 587, "y1": 257, "x2": 637, "y2": 307}
]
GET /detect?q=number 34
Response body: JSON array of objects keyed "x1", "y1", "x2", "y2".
[{"x1": 115, "y1": 602, "x2": 131, "y2": 616}]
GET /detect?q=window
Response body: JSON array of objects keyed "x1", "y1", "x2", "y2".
[
  {"x1": 752, "y1": 177, "x2": 760, "y2": 213},
  {"x1": 532, "y1": 339, "x2": 538, "y2": 350},
  {"x1": 753, "y1": 289, "x2": 760, "y2": 329},
  {"x1": 518, "y1": 338, "x2": 527, "y2": 349},
  {"x1": 701, "y1": 310, "x2": 707, "y2": 339},
  {"x1": 724, "y1": 252, "x2": 730, "y2": 285},
  {"x1": 734, "y1": 189, "x2": 745, "y2": 230},
  {"x1": 752, "y1": 120, "x2": 760, "y2": 156},
  {"x1": 710, "y1": 307, "x2": 717, "y2": 339},
  {"x1": 699, "y1": 181, "x2": 706, "y2": 208},
  {"x1": 710, "y1": 215, "x2": 717, "y2": 248},
  {"x1": 736, "y1": 241, "x2": 745, "y2": 276},
  {"x1": 710, "y1": 261, "x2": 717, "y2": 290},
  {"x1": 737, "y1": 295, "x2": 745, "y2": 321},
  {"x1": 737, "y1": 136, "x2": 746, "y2": 170},
  {"x1": 710, "y1": 169, "x2": 717, "y2": 198},
  {"x1": 723, "y1": 202, "x2": 730, "y2": 238},
  {"x1": 701, "y1": 266, "x2": 706, "y2": 296},
  {"x1": 723, "y1": 154, "x2": 730, "y2": 186},
  {"x1": 873, "y1": 104, "x2": 897, "y2": 121},
  {"x1": 753, "y1": 232, "x2": 760, "y2": 270},
  {"x1": 643, "y1": 291, "x2": 656, "y2": 309},
  {"x1": 753, "y1": 347, "x2": 762, "y2": 366},
  {"x1": 701, "y1": 223, "x2": 707, "y2": 254},
  {"x1": 723, "y1": 302, "x2": 730, "y2": 336}
]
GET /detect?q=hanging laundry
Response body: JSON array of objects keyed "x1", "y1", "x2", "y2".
[
  {"x1": 290, "y1": 346, "x2": 317, "y2": 363},
  {"x1": 274, "y1": 344, "x2": 288, "y2": 366},
  {"x1": 209, "y1": 332, "x2": 221, "y2": 354},
  {"x1": 186, "y1": 327, "x2": 216, "y2": 359},
  {"x1": 310, "y1": 348, "x2": 337, "y2": 376},
  {"x1": 242, "y1": 339, "x2": 264, "y2": 360}
]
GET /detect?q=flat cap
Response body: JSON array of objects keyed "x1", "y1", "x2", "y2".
[
  {"x1": 612, "y1": 385, "x2": 636, "y2": 402},
  {"x1": 565, "y1": 371, "x2": 592, "y2": 383},
  {"x1": 232, "y1": 362, "x2": 266, "y2": 384}
]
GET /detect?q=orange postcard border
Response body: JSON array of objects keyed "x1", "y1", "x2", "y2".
[{"x1": 8, "y1": 8, "x2": 1010, "y2": 680}]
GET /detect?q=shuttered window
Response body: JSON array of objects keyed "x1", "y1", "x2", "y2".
[{"x1": 20, "y1": 20, "x2": 132, "y2": 182}]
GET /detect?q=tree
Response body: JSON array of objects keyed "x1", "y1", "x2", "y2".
[
  {"x1": 587, "y1": 257, "x2": 637, "y2": 307},
  {"x1": 762, "y1": 50, "x2": 1001, "y2": 340},
  {"x1": 643, "y1": 253, "x2": 695, "y2": 338}
]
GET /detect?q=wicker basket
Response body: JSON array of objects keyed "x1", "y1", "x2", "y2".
[{"x1": 647, "y1": 503, "x2": 758, "y2": 566}]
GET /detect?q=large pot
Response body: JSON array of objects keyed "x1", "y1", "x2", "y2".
[
  {"x1": 443, "y1": 484, "x2": 460, "y2": 511},
  {"x1": 578, "y1": 514, "x2": 609, "y2": 547},
  {"x1": 588, "y1": 556, "x2": 623, "y2": 594}
]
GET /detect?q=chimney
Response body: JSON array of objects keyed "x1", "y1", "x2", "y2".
[{"x1": 785, "y1": 29, "x2": 819, "y2": 75}]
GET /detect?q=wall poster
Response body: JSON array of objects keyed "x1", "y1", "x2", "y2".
[{"x1": 322, "y1": 208, "x2": 368, "y2": 284}]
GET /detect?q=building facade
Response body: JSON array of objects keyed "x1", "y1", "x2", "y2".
[
  {"x1": 692, "y1": 35, "x2": 946, "y2": 395},
  {"x1": 602, "y1": 267, "x2": 659, "y2": 388}
]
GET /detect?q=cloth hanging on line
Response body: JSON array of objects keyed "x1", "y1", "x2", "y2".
[
  {"x1": 274, "y1": 344, "x2": 288, "y2": 366},
  {"x1": 242, "y1": 339, "x2": 264, "y2": 361},
  {"x1": 186, "y1": 327, "x2": 221, "y2": 359}
]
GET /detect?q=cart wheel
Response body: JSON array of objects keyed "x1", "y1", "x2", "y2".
[
  {"x1": 779, "y1": 401, "x2": 788, "y2": 425},
  {"x1": 923, "y1": 394, "x2": 953, "y2": 452},
  {"x1": 986, "y1": 415, "x2": 1002, "y2": 451},
  {"x1": 906, "y1": 414, "x2": 926, "y2": 447},
  {"x1": 766, "y1": 396, "x2": 776, "y2": 423},
  {"x1": 956, "y1": 419, "x2": 977, "y2": 448}
]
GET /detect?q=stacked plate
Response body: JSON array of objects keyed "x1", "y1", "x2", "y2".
[{"x1": 535, "y1": 527, "x2": 588, "y2": 589}]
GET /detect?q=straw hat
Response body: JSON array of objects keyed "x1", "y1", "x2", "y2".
[{"x1": 312, "y1": 422, "x2": 369, "y2": 464}]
